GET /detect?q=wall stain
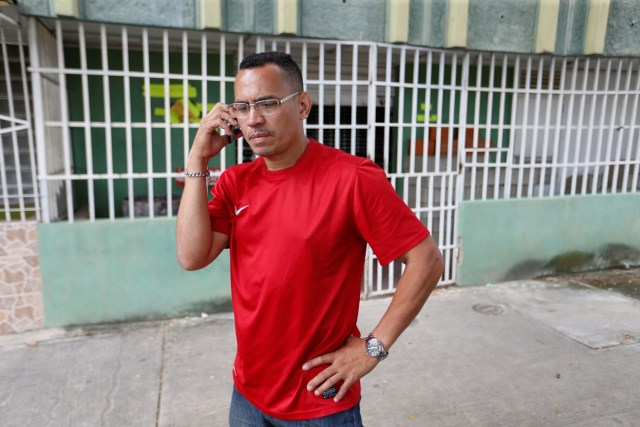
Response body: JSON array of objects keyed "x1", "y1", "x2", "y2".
[{"x1": 503, "y1": 243, "x2": 640, "y2": 281}]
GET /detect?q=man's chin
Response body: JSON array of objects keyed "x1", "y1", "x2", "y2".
[{"x1": 251, "y1": 147, "x2": 274, "y2": 158}]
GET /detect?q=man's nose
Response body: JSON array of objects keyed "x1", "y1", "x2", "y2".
[{"x1": 244, "y1": 106, "x2": 264, "y2": 125}]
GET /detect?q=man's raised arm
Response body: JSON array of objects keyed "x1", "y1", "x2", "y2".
[{"x1": 176, "y1": 103, "x2": 237, "y2": 270}]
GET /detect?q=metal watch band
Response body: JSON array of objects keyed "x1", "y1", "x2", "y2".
[{"x1": 365, "y1": 333, "x2": 389, "y2": 361}]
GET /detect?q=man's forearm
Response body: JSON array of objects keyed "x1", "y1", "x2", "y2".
[
  {"x1": 176, "y1": 158, "x2": 216, "y2": 270},
  {"x1": 370, "y1": 237, "x2": 443, "y2": 350}
]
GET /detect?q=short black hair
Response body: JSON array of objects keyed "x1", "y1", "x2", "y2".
[{"x1": 239, "y1": 51, "x2": 303, "y2": 92}]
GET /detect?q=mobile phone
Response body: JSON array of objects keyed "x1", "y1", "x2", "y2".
[
  {"x1": 322, "y1": 386, "x2": 337, "y2": 399},
  {"x1": 227, "y1": 125, "x2": 242, "y2": 144}
]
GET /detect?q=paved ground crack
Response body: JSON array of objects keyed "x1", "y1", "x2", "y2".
[
  {"x1": 100, "y1": 336, "x2": 123, "y2": 424},
  {"x1": 155, "y1": 323, "x2": 167, "y2": 427}
]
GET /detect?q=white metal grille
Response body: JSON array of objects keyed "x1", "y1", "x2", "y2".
[
  {"x1": 373, "y1": 47, "x2": 465, "y2": 292},
  {"x1": 0, "y1": 13, "x2": 38, "y2": 221},
  {"x1": 28, "y1": 19, "x2": 251, "y2": 222},
  {"x1": 24, "y1": 19, "x2": 640, "y2": 292},
  {"x1": 461, "y1": 54, "x2": 640, "y2": 201}
]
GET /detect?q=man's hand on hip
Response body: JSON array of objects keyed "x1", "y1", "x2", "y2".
[{"x1": 302, "y1": 336, "x2": 379, "y2": 402}]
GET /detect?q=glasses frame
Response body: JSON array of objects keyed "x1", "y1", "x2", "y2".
[{"x1": 229, "y1": 92, "x2": 301, "y2": 118}]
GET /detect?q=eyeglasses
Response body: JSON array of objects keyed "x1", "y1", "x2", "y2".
[{"x1": 229, "y1": 92, "x2": 300, "y2": 118}]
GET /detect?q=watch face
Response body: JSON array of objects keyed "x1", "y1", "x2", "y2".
[{"x1": 366, "y1": 338, "x2": 383, "y2": 357}]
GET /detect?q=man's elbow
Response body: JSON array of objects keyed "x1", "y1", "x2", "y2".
[
  {"x1": 431, "y1": 246, "x2": 445, "y2": 278},
  {"x1": 421, "y1": 237, "x2": 445, "y2": 286},
  {"x1": 431, "y1": 258, "x2": 444, "y2": 290},
  {"x1": 177, "y1": 233, "x2": 227, "y2": 271},
  {"x1": 176, "y1": 251, "x2": 207, "y2": 271}
]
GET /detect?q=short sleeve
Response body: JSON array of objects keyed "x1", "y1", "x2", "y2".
[
  {"x1": 207, "y1": 171, "x2": 233, "y2": 236},
  {"x1": 353, "y1": 161, "x2": 430, "y2": 266}
]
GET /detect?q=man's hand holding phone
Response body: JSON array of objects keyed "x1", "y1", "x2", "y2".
[
  {"x1": 226, "y1": 124, "x2": 243, "y2": 144},
  {"x1": 190, "y1": 103, "x2": 241, "y2": 164}
]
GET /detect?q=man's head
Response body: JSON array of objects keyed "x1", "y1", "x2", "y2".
[
  {"x1": 233, "y1": 51, "x2": 312, "y2": 168},
  {"x1": 239, "y1": 51, "x2": 304, "y2": 93}
]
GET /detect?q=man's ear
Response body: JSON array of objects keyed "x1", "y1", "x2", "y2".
[{"x1": 299, "y1": 91, "x2": 313, "y2": 120}]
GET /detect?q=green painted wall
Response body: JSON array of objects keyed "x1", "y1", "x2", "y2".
[
  {"x1": 300, "y1": 0, "x2": 386, "y2": 42},
  {"x1": 226, "y1": 0, "x2": 276, "y2": 34},
  {"x1": 605, "y1": 0, "x2": 640, "y2": 56},
  {"x1": 457, "y1": 194, "x2": 640, "y2": 286},
  {"x1": 80, "y1": 0, "x2": 197, "y2": 28},
  {"x1": 556, "y1": 0, "x2": 589, "y2": 55},
  {"x1": 467, "y1": 0, "x2": 538, "y2": 53},
  {"x1": 37, "y1": 218, "x2": 231, "y2": 327},
  {"x1": 408, "y1": 0, "x2": 448, "y2": 48}
]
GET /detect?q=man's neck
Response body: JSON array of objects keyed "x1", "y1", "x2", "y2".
[{"x1": 264, "y1": 137, "x2": 310, "y2": 171}]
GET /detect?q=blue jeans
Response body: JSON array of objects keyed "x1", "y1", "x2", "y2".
[{"x1": 229, "y1": 387, "x2": 364, "y2": 426}]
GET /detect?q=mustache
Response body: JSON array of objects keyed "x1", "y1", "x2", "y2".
[{"x1": 247, "y1": 129, "x2": 272, "y2": 139}]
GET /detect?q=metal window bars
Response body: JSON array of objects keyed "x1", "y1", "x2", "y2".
[{"x1": 0, "y1": 12, "x2": 39, "y2": 221}]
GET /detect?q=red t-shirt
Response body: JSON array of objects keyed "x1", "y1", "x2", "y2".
[{"x1": 208, "y1": 139, "x2": 429, "y2": 420}]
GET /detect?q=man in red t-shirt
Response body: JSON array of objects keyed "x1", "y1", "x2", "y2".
[{"x1": 177, "y1": 51, "x2": 444, "y2": 426}]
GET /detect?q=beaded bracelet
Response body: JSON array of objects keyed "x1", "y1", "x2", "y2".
[{"x1": 183, "y1": 169, "x2": 211, "y2": 177}]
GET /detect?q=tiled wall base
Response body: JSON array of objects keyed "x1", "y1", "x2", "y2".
[{"x1": 0, "y1": 222, "x2": 44, "y2": 334}]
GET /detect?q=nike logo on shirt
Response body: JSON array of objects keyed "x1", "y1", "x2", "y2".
[{"x1": 235, "y1": 205, "x2": 249, "y2": 215}]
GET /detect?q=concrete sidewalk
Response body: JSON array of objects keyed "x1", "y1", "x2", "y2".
[{"x1": 1, "y1": 272, "x2": 639, "y2": 426}]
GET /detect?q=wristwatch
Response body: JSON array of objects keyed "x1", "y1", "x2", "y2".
[{"x1": 364, "y1": 333, "x2": 388, "y2": 361}]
